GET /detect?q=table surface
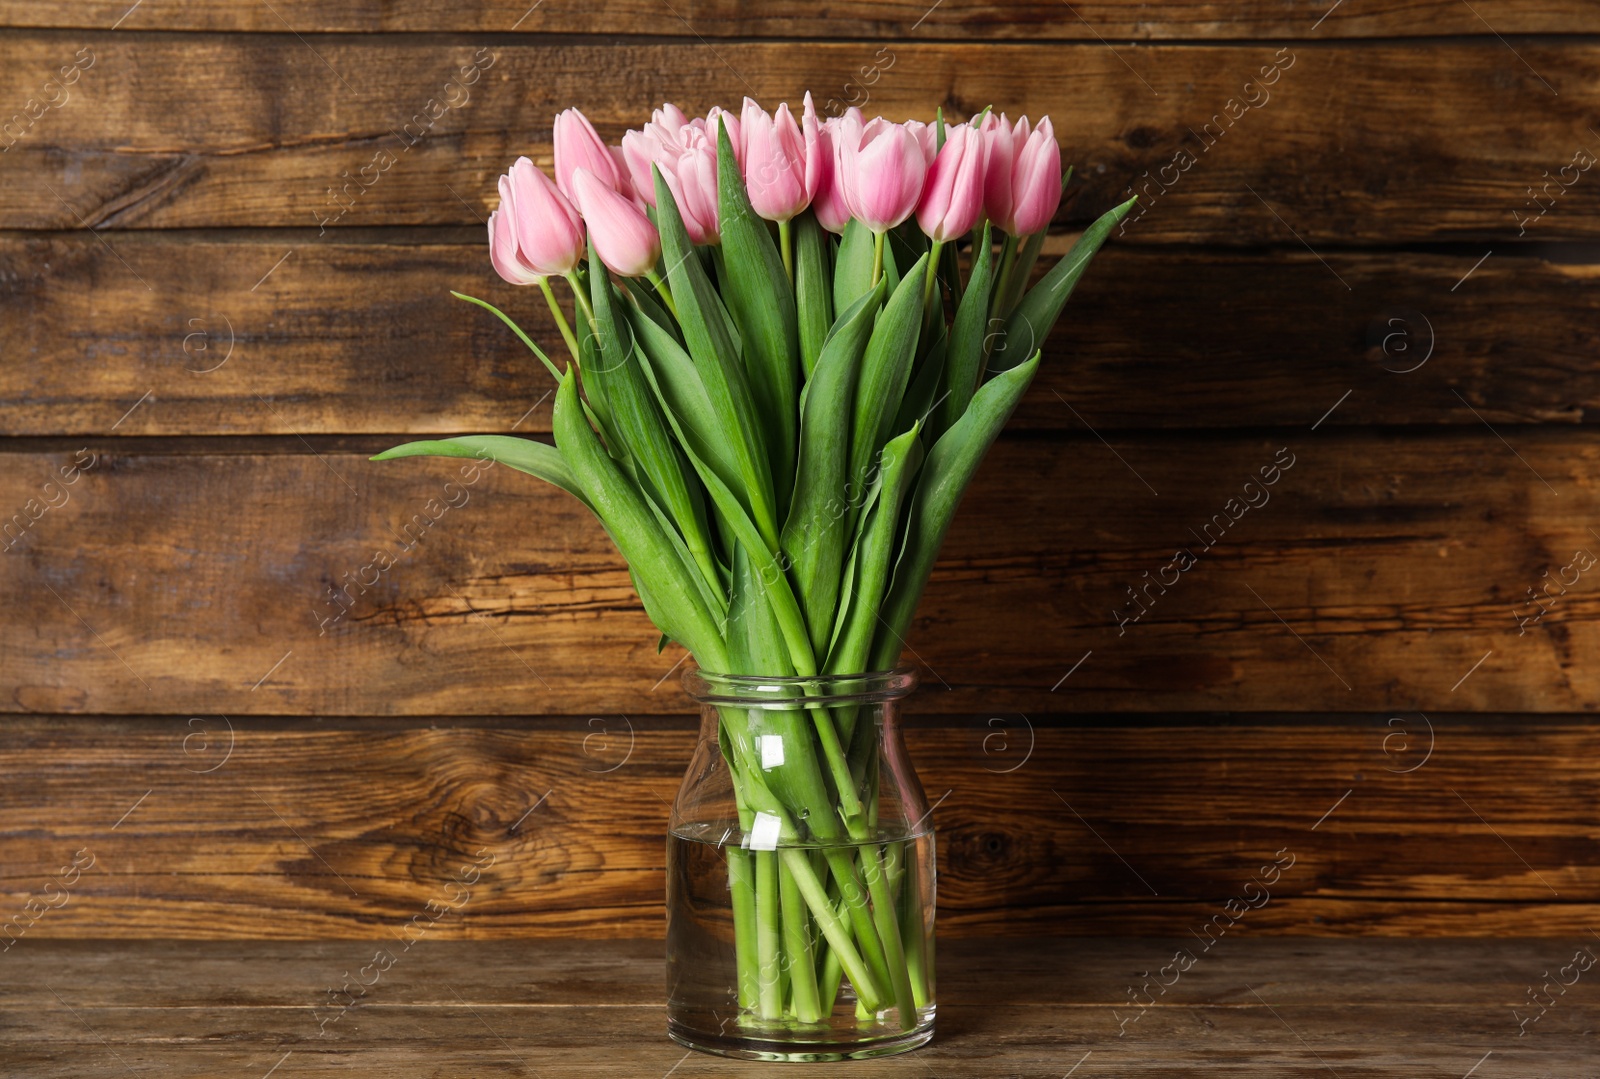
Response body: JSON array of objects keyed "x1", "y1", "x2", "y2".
[{"x1": 3, "y1": 937, "x2": 1591, "y2": 1076}]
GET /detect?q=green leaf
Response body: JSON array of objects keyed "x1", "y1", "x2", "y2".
[
  {"x1": 552, "y1": 368, "x2": 729, "y2": 671},
  {"x1": 588, "y1": 250, "x2": 722, "y2": 596},
  {"x1": 793, "y1": 212, "x2": 833, "y2": 380},
  {"x1": 870, "y1": 354, "x2": 1041, "y2": 670},
  {"x1": 781, "y1": 281, "x2": 885, "y2": 657},
  {"x1": 846, "y1": 251, "x2": 928, "y2": 520},
  {"x1": 939, "y1": 221, "x2": 995, "y2": 436},
  {"x1": 628, "y1": 322, "x2": 820, "y2": 677},
  {"x1": 575, "y1": 303, "x2": 620, "y2": 455},
  {"x1": 653, "y1": 165, "x2": 781, "y2": 550},
  {"x1": 992, "y1": 196, "x2": 1136, "y2": 374},
  {"x1": 371, "y1": 435, "x2": 588, "y2": 508},
  {"x1": 827, "y1": 424, "x2": 923, "y2": 675},
  {"x1": 623, "y1": 301, "x2": 742, "y2": 499},
  {"x1": 833, "y1": 219, "x2": 876, "y2": 316},
  {"x1": 449, "y1": 291, "x2": 563, "y2": 383},
  {"x1": 894, "y1": 326, "x2": 947, "y2": 437},
  {"x1": 715, "y1": 122, "x2": 801, "y2": 512}
]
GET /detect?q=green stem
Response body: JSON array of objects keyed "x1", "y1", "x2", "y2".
[
  {"x1": 781, "y1": 848, "x2": 886, "y2": 1012},
  {"x1": 897, "y1": 843, "x2": 930, "y2": 1010},
  {"x1": 778, "y1": 218, "x2": 794, "y2": 283},
  {"x1": 920, "y1": 240, "x2": 943, "y2": 314},
  {"x1": 563, "y1": 272, "x2": 597, "y2": 334},
  {"x1": 727, "y1": 848, "x2": 760, "y2": 1009},
  {"x1": 1000, "y1": 228, "x2": 1047, "y2": 319},
  {"x1": 754, "y1": 850, "x2": 783, "y2": 1019},
  {"x1": 779, "y1": 857, "x2": 821, "y2": 1022},
  {"x1": 920, "y1": 239, "x2": 945, "y2": 353},
  {"x1": 860, "y1": 845, "x2": 917, "y2": 1029},
  {"x1": 870, "y1": 230, "x2": 885, "y2": 289},
  {"x1": 644, "y1": 268, "x2": 679, "y2": 320},
  {"x1": 988, "y1": 231, "x2": 1019, "y2": 324},
  {"x1": 538, "y1": 277, "x2": 582, "y2": 364},
  {"x1": 719, "y1": 718, "x2": 887, "y2": 1012},
  {"x1": 823, "y1": 847, "x2": 895, "y2": 1013}
]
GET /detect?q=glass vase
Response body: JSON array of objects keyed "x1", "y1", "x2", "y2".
[{"x1": 666, "y1": 668, "x2": 936, "y2": 1061}]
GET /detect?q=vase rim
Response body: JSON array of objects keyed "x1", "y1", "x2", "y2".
[{"x1": 681, "y1": 666, "x2": 918, "y2": 705}]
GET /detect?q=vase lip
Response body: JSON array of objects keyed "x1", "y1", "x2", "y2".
[{"x1": 681, "y1": 666, "x2": 918, "y2": 705}]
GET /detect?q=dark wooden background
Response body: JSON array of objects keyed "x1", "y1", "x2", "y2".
[{"x1": 2, "y1": 2, "x2": 1597, "y2": 942}]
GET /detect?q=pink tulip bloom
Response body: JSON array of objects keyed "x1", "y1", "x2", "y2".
[
  {"x1": 621, "y1": 104, "x2": 695, "y2": 199},
  {"x1": 553, "y1": 108, "x2": 625, "y2": 201},
  {"x1": 841, "y1": 117, "x2": 928, "y2": 233},
  {"x1": 706, "y1": 106, "x2": 743, "y2": 168},
  {"x1": 810, "y1": 121, "x2": 847, "y2": 233},
  {"x1": 1008, "y1": 116, "x2": 1063, "y2": 236},
  {"x1": 980, "y1": 113, "x2": 1063, "y2": 236},
  {"x1": 622, "y1": 113, "x2": 721, "y2": 244},
  {"x1": 811, "y1": 110, "x2": 861, "y2": 234},
  {"x1": 915, "y1": 124, "x2": 985, "y2": 242},
  {"x1": 570, "y1": 167, "x2": 661, "y2": 277},
  {"x1": 740, "y1": 95, "x2": 820, "y2": 222},
  {"x1": 979, "y1": 111, "x2": 1016, "y2": 233},
  {"x1": 497, "y1": 157, "x2": 585, "y2": 278},
  {"x1": 674, "y1": 133, "x2": 721, "y2": 243},
  {"x1": 488, "y1": 206, "x2": 543, "y2": 286},
  {"x1": 902, "y1": 120, "x2": 938, "y2": 166}
]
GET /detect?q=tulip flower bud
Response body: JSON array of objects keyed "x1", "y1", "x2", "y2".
[
  {"x1": 915, "y1": 124, "x2": 986, "y2": 242},
  {"x1": 841, "y1": 117, "x2": 928, "y2": 233},
  {"x1": 570, "y1": 166, "x2": 661, "y2": 277},
  {"x1": 553, "y1": 108, "x2": 625, "y2": 201},
  {"x1": 674, "y1": 137, "x2": 721, "y2": 244},
  {"x1": 500, "y1": 157, "x2": 585, "y2": 277},
  {"x1": 488, "y1": 205, "x2": 543, "y2": 286},
  {"x1": 1008, "y1": 116, "x2": 1063, "y2": 236},
  {"x1": 811, "y1": 114, "x2": 854, "y2": 234},
  {"x1": 979, "y1": 111, "x2": 1016, "y2": 233},
  {"x1": 741, "y1": 96, "x2": 818, "y2": 223}
]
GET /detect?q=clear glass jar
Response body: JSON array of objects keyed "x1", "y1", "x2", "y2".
[{"x1": 666, "y1": 668, "x2": 936, "y2": 1061}]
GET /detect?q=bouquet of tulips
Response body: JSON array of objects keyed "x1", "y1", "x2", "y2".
[{"x1": 376, "y1": 96, "x2": 1131, "y2": 1030}]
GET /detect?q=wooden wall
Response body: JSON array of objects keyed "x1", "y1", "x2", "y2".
[{"x1": 3, "y1": 3, "x2": 1598, "y2": 939}]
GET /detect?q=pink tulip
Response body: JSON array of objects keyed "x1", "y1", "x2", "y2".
[
  {"x1": 810, "y1": 110, "x2": 861, "y2": 234},
  {"x1": 706, "y1": 106, "x2": 743, "y2": 168},
  {"x1": 570, "y1": 167, "x2": 661, "y2": 277},
  {"x1": 674, "y1": 136, "x2": 721, "y2": 243},
  {"x1": 915, "y1": 124, "x2": 985, "y2": 242},
  {"x1": 621, "y1": 104, "x2": 692, "y2": 198},
  {"x1": 622, "y1": 113, "x2": 721, "y2": 244},
  {"x1": 498, "y1": 157, "x2": 585, "y2": 278},
  {"x1": 980, "y1": 114, "x2": 1063, "y2": 236},
  {"x1": 740, "y1": 95, "x2": 819, "y2": 222},
  {"x1": 553, "y1": 108, "x2": 625, "y2": 201},
  {"x1": 979, "y1": 111, "x2": 1016, "y2": 233},
  {"x1": 488, "y1": 206, "x2": 543, "y2": 286},
  {"x1": 902, "y1": 120, "x2": 938, "y2": 166},
  {"x1": 840, "y1": 117, "x2": 927, "y2": 233},
  {"x1": 1008, "y1": 116, "x2": 1063, "y2": 236}
]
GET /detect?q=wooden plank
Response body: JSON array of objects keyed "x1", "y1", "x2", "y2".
[
  {"x1": 0, "y1": 36, "x2": 1595, "y2": 240},
  {"x1": 2, "y1": 432, "x2": 1598, "y2": 716},
  {"x1": 0, "y1": 940, "x2": 1593, "y2": 1075},
  {"x1": 3, "y1": 0, "x2": 1597, "y2": 38},
  {"x1": 1, "y1": 717, "x2": 1597, "y2": 938},
  {"x1": 5, "y1": 235, "x2": 1593, "y2": 435}
]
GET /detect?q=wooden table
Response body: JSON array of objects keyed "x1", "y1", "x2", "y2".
[{"x1": 4, "y1": 938, "x2": 1590, "y2": 1075}]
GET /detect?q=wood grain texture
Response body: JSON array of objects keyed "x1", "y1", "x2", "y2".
[
  {"x1": 2, "y1": 433, "x2": 1597, "y2": 716},
  {"x1": 0, "y1": 716, "x2": 1595, "y2": 941},
  {"x1": 2, "y1": 939, "x2": 1594, "y2": 1075},
  {"x1": 4, "y1": 0, "x2": 1597, "y2": 37},
  {"x1": 0, "y1": 36, "x2": 1594, "y2": 241},
  {"x1": 5, "y1": 235, "x2": 1594, "y2": 435}
]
